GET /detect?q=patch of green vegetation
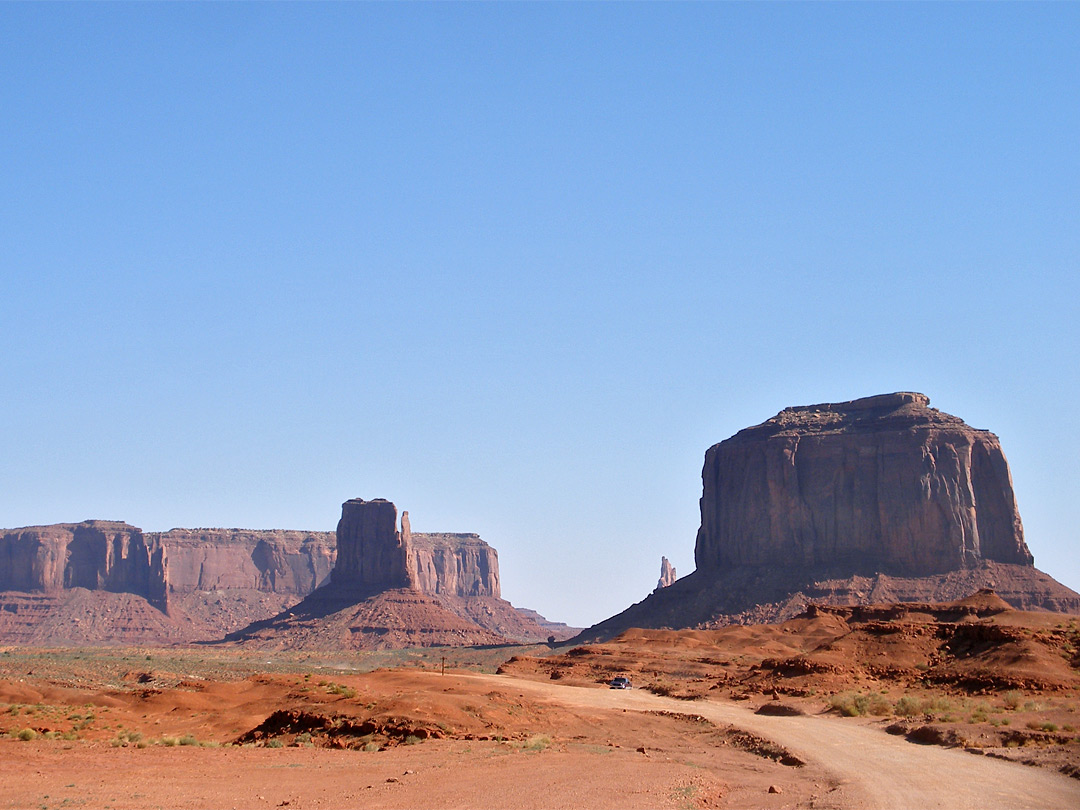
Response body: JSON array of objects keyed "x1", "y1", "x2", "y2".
[
  {"x1": 830, "y1": 691, "x2": 892, "y2": 717},
  {"x1": 324, "y1": 683, "x2": 356, "y2": 698},
  {"x1": 521, "y1": 734, "x2": 551, "y2": 752},
  {"x1": 17, "y1": 728, "x2": 37, "y2": 741},
  {"x1": 1027, "y1": 721, "x2": 1058, "y2": 732},
  {"x1": 894, "y1": 695, "x2": 923, "y2": 717},
  {"x1": 266, "y1": 738, "x2": 285, "y2": 748}
]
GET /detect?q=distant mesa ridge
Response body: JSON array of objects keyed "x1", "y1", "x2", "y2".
[
  {"x1": 0, "y1": 499, "x2": 573, "y2": 647},
  {"x1": 577, "y1": 392, "x2": 1079, "y2": 642}
]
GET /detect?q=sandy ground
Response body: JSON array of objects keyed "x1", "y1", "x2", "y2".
[
  {"x1": 2, "y1": 668, "x2": 1079, "y2": 810},
  {"x1": 485, "y1": 674, "x2": 1080, "y2": 810}
]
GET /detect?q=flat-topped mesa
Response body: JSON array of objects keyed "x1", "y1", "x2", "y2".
[
  {"x1": 330, "y1": 498, "x2": 415, "y2": 592},
  {"x1": 0, "y1": 521, "x2": 168, "y2": 611},
  {"x1": 695, "y1": 392, "x2": 1033, "y2": 577}
]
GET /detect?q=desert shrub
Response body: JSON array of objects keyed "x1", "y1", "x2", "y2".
[
  {"x1": 161, "y1": 736, "x2": 180, "y2": 747},
  {"x1": 363, "y1": 742, "x2": 380, "y2": 752},
  {"x1": 830, "y1": 692, "x2": 892, "y2": 717},
  {"x1": 295, "y1": 732, "x2": 312, "y2": 746},
  {"x1": 829, "y1": 693, "x2": 860, "y2": 717},
  {"x1": 908, "y1": 696, "x2": 958, "y2": 720},
  {"x1": 179, "y1": 734, "x2": 198, "y2": 746},
  {"x1": 404, "y1": 735, "x2": 422, "y2": 746},
  {"x1": 522, "y1": 735, "x2": 551, "y2": 752},
  {"x1": 17, "y1": 728, "x2": 37, "y2": 741},
  {"x1": 326, "y1": 683, "x2": 356, "y2": 698},
  {"x1": 266, "y1": 738, "x2": 285, "y2": 748},
  {"x1": 1003, "y1": 691, "x2": 1023, "y2": 710},
  {"x1": 894, "y1": 696, "x2": 924, "y2": 717},
  {"x1": 864, "y1": 694, "x2": 893, "y2": 716},
  {"x1": 1027, "y1": 721, "x2": 1058, "y2": 732}
]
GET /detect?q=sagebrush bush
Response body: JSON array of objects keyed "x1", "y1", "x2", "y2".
[
  {"x1": 830, "y1": 692, "x2": 892, "y2": 717},
  {"x1": 522, "y1": 735, "x2": 551, "y2": 752},
  {"x1": 894, "y1": 696, "x2": 924, "y2": 716}
]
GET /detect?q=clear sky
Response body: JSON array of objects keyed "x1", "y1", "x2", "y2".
[{"x1": 2, "y1": 4, "x2": 1077, "y2": 628}]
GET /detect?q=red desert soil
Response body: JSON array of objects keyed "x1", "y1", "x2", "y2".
[{"x1": 1, "y1": 594, "x2": 1078, "y2": 809}]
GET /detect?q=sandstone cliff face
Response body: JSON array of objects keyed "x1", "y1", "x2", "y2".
[
  {"x1": 410, "y1": 533, "x2": 500, "y2": 597},
  {"x1": 695, "y1": 392, "x2": 1033, "y2": 577},
  {"x1": 0, "y1": 521, "x2": 168, "y2": 611},
  {"x1": 158, "y1": 529, "x2": 334, "y2": 596},
  {"x1": 330, "y1": 498, "x2": 413, "y2": 592}
]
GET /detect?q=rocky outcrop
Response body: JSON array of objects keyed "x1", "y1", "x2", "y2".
[
  {"x1": 655, "y1": 557, "x2": 676, "y2": 592},
  {"x1": 695, "y1": 392, "x2": 1032, "y2": 576},
  {"x1": 225, "y1": 497, "x2": 577, "y2": 649},
  {"x1": 576, "y1": 393, "x2": 1078, "y2": 642},
  {"x1": 330, "y1": 498, "x2": 413, "y2": 593},
  {"x1": 0, "y1": 521, "x2": 168, "y2": 611}
]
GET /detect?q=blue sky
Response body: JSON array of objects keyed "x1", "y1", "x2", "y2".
[{"x1": 2, "y1": 4, "x2": 1077, "y2": 627}]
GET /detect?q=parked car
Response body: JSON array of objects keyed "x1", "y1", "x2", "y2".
[{"x1": 608, "y1": 677, "x2": 632, "y2": 689}]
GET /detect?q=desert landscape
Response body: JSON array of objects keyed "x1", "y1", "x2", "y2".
[
  {"x1": 2, "y1": 591, "x2": 1079, "y2": 809},
  {"x1": 7, "y1": 5, "x2": 1080, "y2": 808},
  {"x1": 2, "y1": 393, "x2": 1080, "y2": 808}
]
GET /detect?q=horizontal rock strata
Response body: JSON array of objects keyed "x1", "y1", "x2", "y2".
[
  {"x1": 577, "y1": 393, "x2": 1078, "y2": 642},
  {"x1": 0, "y1": 500, "x2": 575, "y2": 646},
  {"x1": 696, "y1": 392, "x2": 1032, "y2": 576}
]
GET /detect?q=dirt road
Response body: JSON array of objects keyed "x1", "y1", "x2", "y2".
[{"x1": 474, "y1": 674, "x2": 1080, "y2": 810}]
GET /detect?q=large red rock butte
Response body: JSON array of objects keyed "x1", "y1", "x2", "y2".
[
  {"x1": 696, "y1": 392, "x2": 1032, "y2": 575},
  {"x1": 577, "y1": 392, "x2": 1079, "y2": 642},
  {"x1": 225, "y1": 498, "x2": 555, "y2": 649}
]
